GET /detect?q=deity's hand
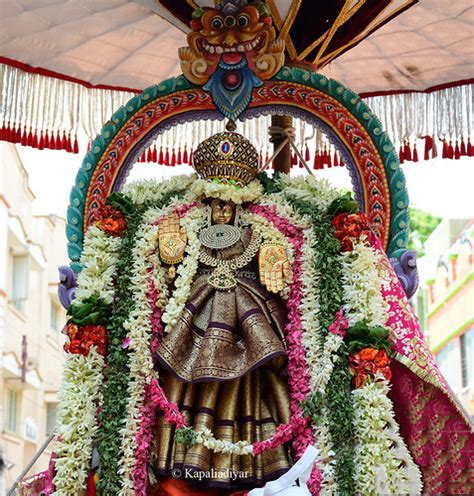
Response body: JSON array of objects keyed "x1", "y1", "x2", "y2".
[
  {"x1": 158, "y1": 213, "x2": 187, "y2": 265},
  {"x1": 258, "y1": 242, "x2": 290, "y2": 293}
]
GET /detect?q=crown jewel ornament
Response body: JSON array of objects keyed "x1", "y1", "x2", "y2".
[{"x1": 193, "y1": 131, "x2": 260, "y2": 187}]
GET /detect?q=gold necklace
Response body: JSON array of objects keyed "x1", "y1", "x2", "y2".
[{"x1": 199, "y1": 231, "x2": 262, "y2": 290}]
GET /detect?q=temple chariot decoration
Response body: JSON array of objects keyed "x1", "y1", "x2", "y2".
[{"x1": 16, "y1": 1, "x2": 473, "y2": 495}]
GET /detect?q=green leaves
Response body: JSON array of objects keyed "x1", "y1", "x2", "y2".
[
  {"x1": 256, "y1": 171, "x2": 282, "y2": 195},
  {"x1": 105, "y1": 192, "x2": 136, "y2": 217},
  {"x1": 344, "y1": 321, "x2": 391, "y2": 355},
  {"x1": 67, "y1": 296, "x2": 110, "y2": 326},
  {"x1": 327, "y1": 192, "x2": 360, "y2": 217},
  {"x1": 175, "y1": 426, "x2": 198, "y2": 447}
]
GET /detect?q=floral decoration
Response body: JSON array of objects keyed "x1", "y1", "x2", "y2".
[
  {"x1": 96, "y1": 205, "x2": 128, "y2": 237},
  {"x1": 349, "y1": 348, "x2": 392, "y2": 388},
  {"x1": 332, "y1": 212, "x2": 371, "y2": 252},
  {"x1": 64, "y1": 323, "x2": 107, "y2": 356}
]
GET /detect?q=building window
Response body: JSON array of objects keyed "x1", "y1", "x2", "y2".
[
  {"x1": 11, "y1": 255, "x2": 28, "y2": 313},
  {"x1": 436, "y1": 340, "x2": 459, "y2": 391},
  {"x1": 46, "y1": 403, "x2": 58, "y2": 436},
  {"x1": 50, "y1": 300, "x2": 60, "y2": 333},
  {"x1": 6, "y1": 388, "x2": 20, "y2": 434},
  {"x1": 460, "y1": 326, "x2": 474, "y2": 388}
]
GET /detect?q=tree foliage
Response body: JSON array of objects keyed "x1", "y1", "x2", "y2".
[{"x1": 408, "y1": 208, "x2": 442, "y2": 257}]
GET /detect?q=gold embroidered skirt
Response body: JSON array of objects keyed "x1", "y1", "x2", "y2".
[{"x1": 152, "y1": 364, "x2": 292, "y2": 491}]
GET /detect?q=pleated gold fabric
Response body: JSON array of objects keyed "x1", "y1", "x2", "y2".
[{"x1": 152, "y1": 364, "x2": 292, "y2": 490}]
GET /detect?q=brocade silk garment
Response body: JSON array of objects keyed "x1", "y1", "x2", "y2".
[{"x1": 153, "y1": 229, "x2": 293, "y2": 491}]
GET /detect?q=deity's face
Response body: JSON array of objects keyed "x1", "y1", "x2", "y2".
[{"x1": 210, "y1": 198, "x2": 235, "y2": 225}]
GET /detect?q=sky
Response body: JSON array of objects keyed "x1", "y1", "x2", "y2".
[{"x1": 17, "y1": 145, "x2": 474, "y2": 220}]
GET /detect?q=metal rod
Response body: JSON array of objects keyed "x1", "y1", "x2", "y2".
[{"x1": 6, "y1": 432, "x2": 55, "y2": 496}]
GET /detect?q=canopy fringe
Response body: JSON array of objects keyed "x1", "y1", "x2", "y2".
[{"x1": 1, "y1": 63, "x2": 472, "y2": 163}]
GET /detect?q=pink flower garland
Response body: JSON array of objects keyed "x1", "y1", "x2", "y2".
[
  {"x1": 131, "y1": 276, "x2": 166, "y2": 495},
  {"x1": 328, "y1": 308, "x2": 348, "y2": 337}
]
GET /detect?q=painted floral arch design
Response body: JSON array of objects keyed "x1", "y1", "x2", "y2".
[{"x1": 66, "y1": 66, "x2": 410, "y2": 273}]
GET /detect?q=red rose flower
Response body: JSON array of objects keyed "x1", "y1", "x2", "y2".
[
  {"x1": 332, "y1": 212, "x2": 372, "y2": 252},
  {"x1": 360, "y1": 347, "x2": 378, "y2": 361},
  {"x1": 374, "y1": 349, "x2": 389, "y2": 367}
]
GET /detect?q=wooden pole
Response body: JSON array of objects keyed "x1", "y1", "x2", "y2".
[{"x1": 269, "y1": 115, "x2": 293, "y2": 174}]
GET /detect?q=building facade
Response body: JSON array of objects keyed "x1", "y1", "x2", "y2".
[
  {"x1": 422, "y1": 219, "x2": 474, "y2": 418},
  {"x1": 0, "y1": 142, "x2": 67, "y2": 492}
]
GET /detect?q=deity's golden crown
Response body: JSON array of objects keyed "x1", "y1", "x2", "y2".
[{"x1": 193, "y1": 132, "x2": 260, "y2": 187}]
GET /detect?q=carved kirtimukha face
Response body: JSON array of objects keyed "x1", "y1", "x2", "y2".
[
  {"x1": 210, "y1": 198, "x2": 236, "y2": 225},
  {"x1": 179, "y1": 1, "x2": 284, "y2": 85}
]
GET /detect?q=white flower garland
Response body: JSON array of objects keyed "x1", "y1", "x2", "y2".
[
  {"x1": 190, "y1": 178, "x2": 263, "y2": 204},
  {"x1": 53, "y1": 350, "x2": 105, "y2": 494},
  {"x1": 351, "y1": 376, "x2": 423, "y2": 495},
  {"x1": 122, "y1": 174, "x2": 196, "y2": 206},
  {"x1": 118, "y1": 223, "x2": 162, "y2": 495},
  {"x1": 161, "y1": 207, "x2": 204, "y2": 329},
  {"x1": 194, "y1": 428, "x2": 254, "y2": 456},
  {"x1": 74, "y1": 226, "x2": 122, "y2": 305},
  {"x1": 340, "y1": 238, "x2": 389, "y2": 327},
  {"x1": 54, "y1": 225, "x2": 121, "y2": 494}
]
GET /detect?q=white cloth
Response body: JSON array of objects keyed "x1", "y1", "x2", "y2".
[{"x1": 248, "y1": 445, "x2": 318, "y2": 496}]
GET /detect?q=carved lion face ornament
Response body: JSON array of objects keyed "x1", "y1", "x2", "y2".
[{"x1": 179, "y1": 1, "x2": 284, "y2": 86}]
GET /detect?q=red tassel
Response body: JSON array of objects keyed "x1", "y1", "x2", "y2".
[
  {"x1": 454, "y1": 141, "x2": 461, "y2": 160},
  {"x1": 26, "y1": 127, "x2": 33, "y2": 147},
  {"x1": 60, "y1": 131, "x2": 67, "y2": 150},
  {"x1": 316, "y1": 152, "x2": 324, "y2": 170},
  {"x1": 468, "y1": 137, "x2": 474, "y2": 157},
  {"x1": 340, "y1": 156, "x2": 345, "y2": 167},
  {"x1": 413, "y1": 143, "x2": 418, "y2": 162},
  {"x1": 460, "y1": 138, "x2": 467, "y2": 156},
  {"x1": 177, "y1": 147, "x2": 182, "y2": 165},
  {"x1": 12, "y1": 124, "x2": 20, "y2": 143},
  {"x1": 448, "y1": 140, "x2": 454, "y2": 159},
  {"x1": 431, "y1": 137, "x2": 438, "y2": 159},
  {"x1": 5, "y1": 121, "x2": 12, "y2": 142},
  {"x1": 291, "y1": 152, "x2": 297, "y2": 166},
  {"x1": 327, "y1": 149, "x2": 332, "y2": 167},
  {"x1": 152, "y1": 144, "x2": 157, "y2": 163},
  {"x1": 442, "y1": 140, "x2": 448, "y2": 159},
  {"x1": 183, "y1": 145, "x2": 189, "y2": 164},
  {"x1": 423, "y1": 136, "x2": 432, "y2": 161},
  {"x1": 44, "y1": 130, "x2": 50, "y2": 149},
  {"x1": 67, "y1": 133, "x2": 73, "y2": 153},
  {"x1": 38, "y1": 130, "x2": 45, "y2": 150},
  {"x1": 0, "y1": 122, "x2": 5, "y2": 141},
  {"x1": 398, "y1": 145, "x2": 405, "y2": 164},
  {"x1": 333, "y1": 152, "x2": 339, "y2": 166},
  {"x1": 313, "y1": 151, "x2": 318, "y2": 169},
  {"x1": 158, "y1": 146, "x2": 164, "y2": 164},
  {"x1": 164, "y1": 147, "x2": 170, "y2": 166},
  {"x1": 146, "y1": 147, "x2": 152, "y2": 162},
  {"x1": 403, "y1": 141, "x2": 412, "y2": 162},
  {"x1": 304, "y1": 144, "x2": 310, "y2": 161},
  {"x1": 31, "y1": 129, "x2": 39, "y2": 148},
  {"x1": 87, "y1": 140, "x2": 92, "y2": 152},
  {"x1": 73, "y1": 135, "x2": 79, "y2": 154},
  {"x1": 189, "y1": 150, "x2": 193, "y2": 165},
  {"x1": 171, "y1": 149, "x2": 176, "y2": 166},
  {"x1": 20, "y1": 126, "x2": 28, "y2": 146},
  {"x1": 55, "y1": 130, "x2": 61, "y2": 149},
  {"x1": 264, "y1": 151, "x2": 269, "y2": 165}
]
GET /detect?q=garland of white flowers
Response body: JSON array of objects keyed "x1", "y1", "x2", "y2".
[
  {"x1": 191, "y1": 178, "x2": 264, "y2": 204},
  {"x1": 161, "y1": 207, "x2": 204, "y2": 330},
  {"x1": 53, "y1": 350, "x2": 105, "y2": 494},
  {"x1": 340, "y1": 239, "x2": 422, "y2": 494},
  {"x1": 118, "y1": 223, "x2": 161, "y2": 495},
  {"x1": 122, "y1": 175, "x2": 196, "y2": 206},
  {"x1": 340, "y1": 238, "x2": 389, "y2": 327},
  {"x1": 73, "y1": 226, "x2": 122, "y2": 305},
  {"x1": 351, "y1": 376, "x2": 423, "y2": 495},
  {"x1": 53, "y1": 227, "x2": 121, "y2": 494}
]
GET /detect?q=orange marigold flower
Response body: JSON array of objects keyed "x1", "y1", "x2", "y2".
[
  {"x1": 360, "y1": 347, "x2": 378, "y2": 361},
  {"x1": 374, "y1": 349, "x2": 389, "y2": 367}
]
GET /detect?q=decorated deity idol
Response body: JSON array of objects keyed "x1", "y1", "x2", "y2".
[{"x1": 49, "y1": 131, "x2": 472, "y2": 496}]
